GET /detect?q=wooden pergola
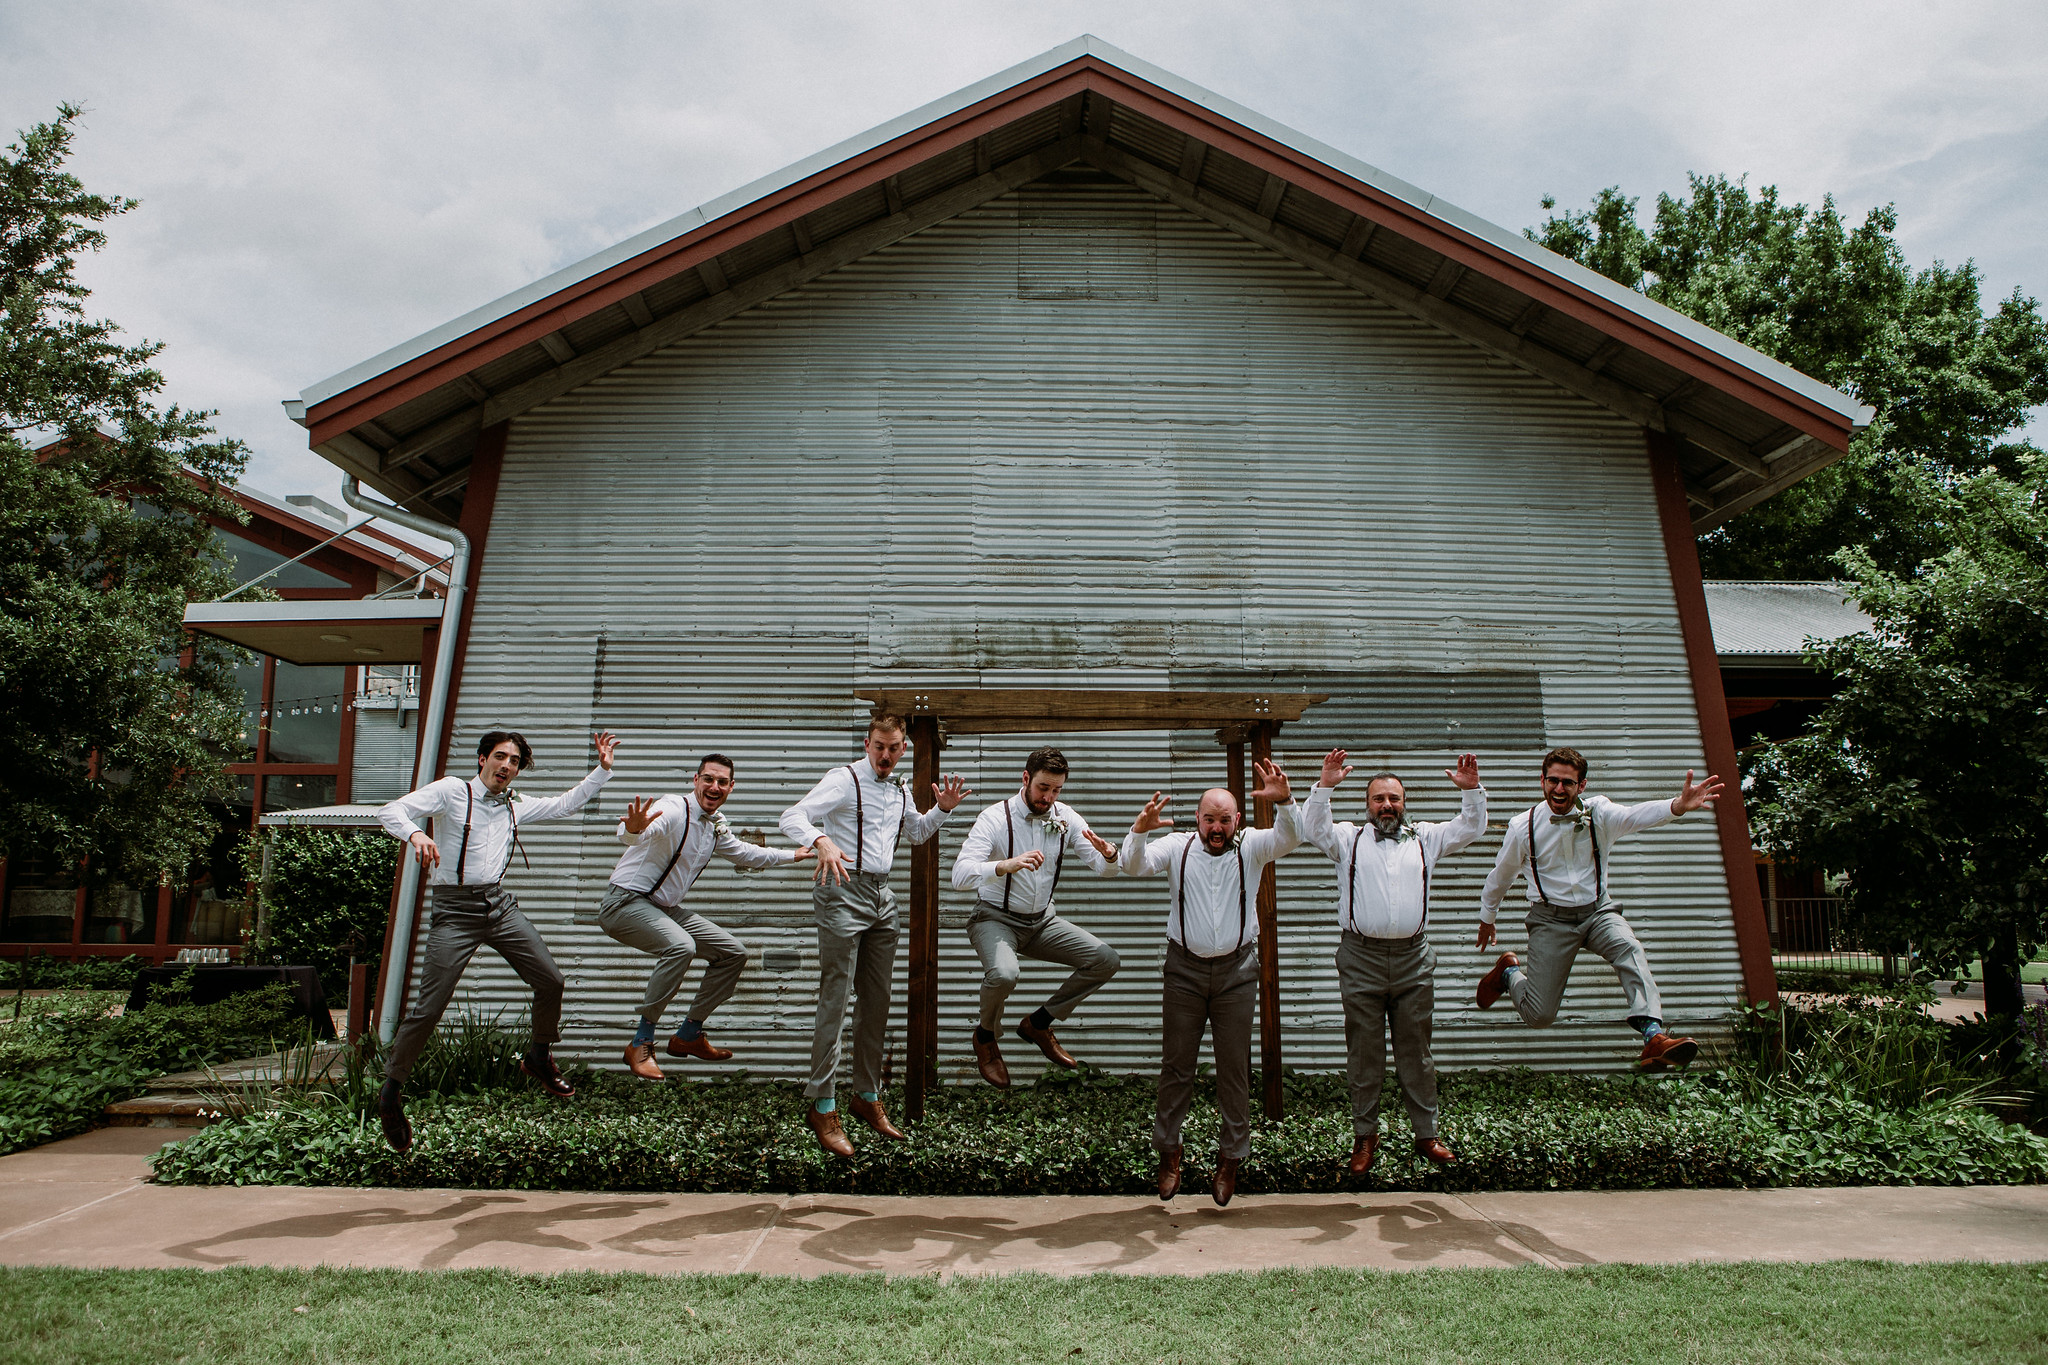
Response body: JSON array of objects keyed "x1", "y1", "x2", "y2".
[{"x1": 856, "y1": 688, "x2": 1328, "y2": 1121}]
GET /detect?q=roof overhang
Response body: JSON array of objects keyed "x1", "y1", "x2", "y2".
[
  {"x1": 299, "y1": 36, "x2": 1872, "y2": 535},
  {"x1": 183, "y1": 598, "x2": 446, "y2": 665}
]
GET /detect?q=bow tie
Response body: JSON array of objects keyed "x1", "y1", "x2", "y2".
[
  {"x1": 1549, "y1": 809, "x2": 1588, "y2": 828},
  {"x1": 1373, "y1": 825, "x2": 1412, "y2": 842},
  {"x1": 479, "y1": 789, "x2": 517, "y2": 807}
]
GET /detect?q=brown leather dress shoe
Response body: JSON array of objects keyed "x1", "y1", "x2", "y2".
[
  {"x1": 806, "y1": 1106, "x2": 854, "y2": 1158},
  {"x1": 521, "y1": 1050, "x2": 575, "y2": 1098},
  {"x1": 1476, "y1": 952, "x2": 1520, "y2": 1010},
  {"x1": 973, "y1": 1033, "x2": 1011, "y2": 1088},
  {"x1": 1415, "y1": 1136, "x2": 1456, "y2": 1165},
  {"x1": 1636, "y1": 1033, "x2": 1700, "y2": 1071},
  {"x1": 1157, "y1": 1146, "x2": 1182, "y2": 1201},
  {"x1": 623, "y1": 1041, "x2": 664, "y2": 1081},
  {"x1": 1016, "y1": 1016, "x2": 1078, "y2": 1068},
  {"x1": 666, "y1": 1031, "x2": 735, "y2": 1062},
  {"x1": 1212, "y1": 1154, "x2": 1241, "y2": 1207},
  {"x1": 1348, "y1": 1134, "x2": 1379, "y2": 1176},
  {"x1": 846, "y1": 1095, "x2": 906, "y2": 1141}
]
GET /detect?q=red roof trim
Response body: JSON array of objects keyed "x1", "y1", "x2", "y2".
[{"x1": 310, "y1": 54, "x2": 1856, "y2": 452}]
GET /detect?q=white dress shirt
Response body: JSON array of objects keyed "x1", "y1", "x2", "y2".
[
  {"x1": 1302, "y1": 784, "x2": 1487, "y2": 939},
  {"x1": 951, "y1": 795, "x2": 1113, "y2": 917},
  {"x1": 1119, "y1": 803, "x2": 1302, "y2": 957},
  {"x1": 778, "y1": 757, "x2": 951, "y2": 877},
  {"x1": 611, "y1": 794, "x2": 797, "y2": 910},
  {"x1": 1480, "y1": 794, "x2": 1679, "y2": 922},
  {"x1": 378, "y1": 767, "x2": 613, "y2": 887}
]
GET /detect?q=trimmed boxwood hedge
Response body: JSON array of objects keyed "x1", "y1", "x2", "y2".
[{"x1": 149, "y1": 1066, "x2": 2048, "y2": 1194}]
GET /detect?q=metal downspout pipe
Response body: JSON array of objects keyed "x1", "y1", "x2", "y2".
[{"x1": 340, "y1": 476, "x2": 470, "y2": 1044}]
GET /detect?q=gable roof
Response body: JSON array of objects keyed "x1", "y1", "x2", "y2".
[{"x1": 292, "y1": 35, "x2": 1873, "y2": 533}]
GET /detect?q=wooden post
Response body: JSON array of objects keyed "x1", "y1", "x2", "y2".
[
  {"x1": 347, "y1": 960, "x2": 370, "y2": 1046},
  {"x1": 906, "y1": 715, "x2": 942, "y2": 1121},
  {"x1": 1251, "y1": 721, "x2": 1284, "y2": 1120}
]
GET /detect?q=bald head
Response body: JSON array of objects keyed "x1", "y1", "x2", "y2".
[{"x1": 1197, "y1": 787, "x2": 1243, "y2": 852}]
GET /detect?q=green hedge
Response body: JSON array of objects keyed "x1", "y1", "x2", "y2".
[
  {"x1": 0, "y1": 978, "x2": 298, "y2": 1155},
  {"x1": 243, "y1": 827, "x2": 396, "y2": 996},
  {"x1": 148, "y1": 1066, "x2": 2048, "y2": 1194}
]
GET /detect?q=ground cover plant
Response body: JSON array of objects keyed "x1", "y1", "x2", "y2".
[
  {"x1": 0, "y1": 974, "x2": 297, "y2": 1155},
  {"x1": 6, "y1": 1262, "x2": 2046, "y2": 1365},
  {"x1": 152, "y1": 990, "x2": 2048, "y2": 1194}
]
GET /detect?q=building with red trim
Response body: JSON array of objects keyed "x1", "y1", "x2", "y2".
[{"x1": 236, "y1": 39, "x2": 1871, "y2": 1072}]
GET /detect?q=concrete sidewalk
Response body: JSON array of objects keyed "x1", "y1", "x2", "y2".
[{"x1": 2, "y1": 1128, "x2": 2044, "y2": 1277}]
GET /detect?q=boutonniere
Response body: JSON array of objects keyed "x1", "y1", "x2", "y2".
[
  {"x1": 1548, "y1": 801, "x2": 1592, "y2": 829},
  {"x1": 1038, "y1": 808, "x2": 1069, "y2": 838},
  {"x1": 710, "y1": 811, "x2": 733, "y2": 841}
]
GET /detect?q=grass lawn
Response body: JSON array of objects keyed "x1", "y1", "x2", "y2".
[{"x1": 4, "y1": 1262, "x2": 2045, "y2": 1364}]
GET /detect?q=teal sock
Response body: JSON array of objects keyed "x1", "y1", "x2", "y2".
[
  {"x1": 674, "y1": 1018, "x2": 704, "y2": 1042},
  {"x1": 1503, "y1": 964, "x2": 1523, "y2": 986},
  {"x1": 858, "y1": 1091, "x2": 879, "y2": 1102},
  {"x1": 631, "y1": 1017, "x2": 656, "y2": 1046},
  {"x1": 813, "y1": 1097, "x2": 836, "y2": 1114}
]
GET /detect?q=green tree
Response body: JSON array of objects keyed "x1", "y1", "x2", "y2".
[
  {"x1": 1748, "y1": 457, "x2": 2048, "y2": 1021},
  {"x1": 1, "y1": 106, "x2": 252, "y2": 886},
  {"x1": 244, "y1": 828, "x2": 396, "y2": 995},
  {"x1": 1530, "y1": 175, "x2": 2048, "y2": 579}
]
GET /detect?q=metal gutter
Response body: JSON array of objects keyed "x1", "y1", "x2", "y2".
[{"x1": 339, "y1": 476, "x2": 469, "y2": 1045}]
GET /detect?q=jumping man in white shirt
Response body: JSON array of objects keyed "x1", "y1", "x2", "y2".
[
  {"x1": 1303, "y1": 749, "x2": 1485, "y2": 1177},
  {"x1": 779, "y1": 713, "x2": 970, "y2": 1156},
  {"x1": 373, "y1": 728, "x2": 618, "y2": 1151},
  {"x1": 599, "y1": 753, "x2": 815, "y2": 1081},
  {"x1": 1119, "y1": 761, "x2": 1299, "y2": 1207},
  {"x1": 1474, "y1": 745, "x2": 1723, "y2": 1070},
  {"x1": 950, "y1": 746, "x2": 1123, "y2": 1087}
]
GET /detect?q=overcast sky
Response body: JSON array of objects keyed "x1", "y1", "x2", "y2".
[{"x1": 6, "y1": 1, "x2": 2044, "y2": 522}]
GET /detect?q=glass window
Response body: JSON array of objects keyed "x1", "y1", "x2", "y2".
[
  {"x1": 267, "y1": 662, "x2": 345, "y2": 763},
  {"x1": 85, "y1": 877, "x2": 154, "y2": 946},
  {"x1": 2, "y1": 849, "x2": 80, "y2": 943},
  {"x1": 212, "y1": 526, "x2": 349, "y2": 592},
  {"x1": 179, "y1": 780, "x2": 255, "y2": 945},
  {"x1": 264, "y1": 773, "x2": 337, "y2": 812},
  {"x1": 235, "y1": 660, "x2": 268, "y2": 756}
]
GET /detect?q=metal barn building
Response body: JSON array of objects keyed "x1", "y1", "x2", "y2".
[{"x1": 261, "y1": 39, "x2": 1871, "y2": 1088}]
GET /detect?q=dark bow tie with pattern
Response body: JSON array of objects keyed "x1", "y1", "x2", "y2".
[
  {"x1": 480, "y1": 789, "x2": 518, "y2": 808},
  {"x1": 1549, "y1": 806, "x2": 1589, "y2": 828},
  {"x1": 1373, "y1": 824, "x2": 1414, "y2": 842}
]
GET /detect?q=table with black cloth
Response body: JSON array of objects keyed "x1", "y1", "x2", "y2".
[{"x1": 125, "y1": 964, "x2": 335, "y2": 1039}]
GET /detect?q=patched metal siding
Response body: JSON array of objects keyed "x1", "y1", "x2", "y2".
[
  {"x1": 349, "y1": 701, "x2": 417, "y2": 805},
  {"x1": 427, "y1": 173, "x2": 1741, "y2": 1085}
]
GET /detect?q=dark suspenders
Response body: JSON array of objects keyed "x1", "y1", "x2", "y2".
[
  {"x1": 456, "y1": 782, "x2": 525, "y2": 885},
  {"x1": 1175, "y1": 836, "x2": 1247, "y2": 952},
  {"x1": 1345, "y1": 824, "x2": 1430, "y2": 934},
  {"x1": 1527, "y1": 805, "x2": 1601, "y2": 904},
  {"x1": 1000, "y1": 799, "x2": 1066, "y2": 915},
  {"x1": 846, "y1": 764, "x2": 910, "y2": 874},
  {"x1": 636, "y1": 800, "x2": 694, "y2": 902}
]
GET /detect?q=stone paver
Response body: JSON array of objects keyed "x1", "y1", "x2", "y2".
[{"x1": 1, "y1": 1128, "x2": 2045, "y2": 1276}]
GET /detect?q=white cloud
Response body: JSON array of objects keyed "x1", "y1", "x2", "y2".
[{"x1": 5, "y1": 0, "x2": 2042, "y2": 501}]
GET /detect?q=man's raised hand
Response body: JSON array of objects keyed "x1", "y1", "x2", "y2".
[
  {"x1": 1319, "y1": 749, "x2": 1353, "y2": 789},
  {"x1": 621, "y1": 795, "x2": 661, "y2": 836},
  {"x1": 1133, "y1": 791, "x2": 1174, "y2": 834},
  {"x1": 1251, "y1": 758, "x2": 1292, "y2": 805},
  {"x1": 1446, "y1": 753, "x2": 1480, "y2": 790},
  {"x1": 1081, "y1": 828, "x2": 1118, "y2": 862},
  {"x1": 594, "y1": 731, "x2": 620, "y2": 770},
  {"x1": 1672, "y1": 769, "x2": 1724, "y2": 815},
  {"x1": 933, "y1": 774, "x2": 972, "y2": 812}
]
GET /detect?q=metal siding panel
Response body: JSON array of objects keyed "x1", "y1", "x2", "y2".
[
  {"x1": 348, "y1": 704, "x2": 416, "y2": 805},
  {"x1": 443, "y1": 177, "x2": 1742, "y2": 1083}
]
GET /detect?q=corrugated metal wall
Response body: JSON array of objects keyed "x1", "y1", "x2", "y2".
[
  {"x1": 350, "y1": 700, "x2": 417, "y2": 805},
  {"x1": 427, "y1": 171, "x2": 1742, "y2": 1084}
]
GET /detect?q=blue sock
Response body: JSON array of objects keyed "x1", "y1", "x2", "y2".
[
  {"x1": 813, "y1": 1097, "x2": 836, "y2": 1114},
  {"x1": 1503, "y1": 964, "x2": 1523, "y2": 987},
  {"x1": 858, "y1": 1091, "x2": 879, "y2": 1102},
  {"x1": 674, "y1": 1018, "x2": 704, "y2": 1042},
  {"x1": 1632, "y1": 1016, "x2": 1664, "y2": 1040},
  {"x1": 631, "y1": 1017, "x2": 656, "y2": 1046}
]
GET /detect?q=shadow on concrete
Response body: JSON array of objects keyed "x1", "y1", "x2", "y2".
[
  {"x1": 771, "y1": 1197, "x2": 1594, "y2": 1273},
  {"x1": 166, "y1": 1195, "x2": 525, "y2": 1265},
  {"x1": 598, "y1": 1200, "x2": 785, "y2": 1258},
  {"x1": 416, "y1": 1199, "x2": 670, "y2": 1269}
]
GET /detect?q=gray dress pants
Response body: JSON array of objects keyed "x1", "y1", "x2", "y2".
[
  {"x1": 1508, "y1": 900, "x2": 1662, "y2": 1026},
  {"x1": 594, "y1": 884, "x2": 749, "y2": 1027},
  {"x1": 385, "y1": 883, "x2": 562, "y2": 1085},
  {"x1": 1154, "y1": 939, "x2": 1259, "y2": 1160},
  {"x1": 806, "y1": 872, "x2": 897, "y2": 1101},
  {"x1": 1337, "y1": 929, "x2": 1438, "y2": 1139},
  {"x1": 967, "y1": 903, "x2": 1121, "y2": 1031}
]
